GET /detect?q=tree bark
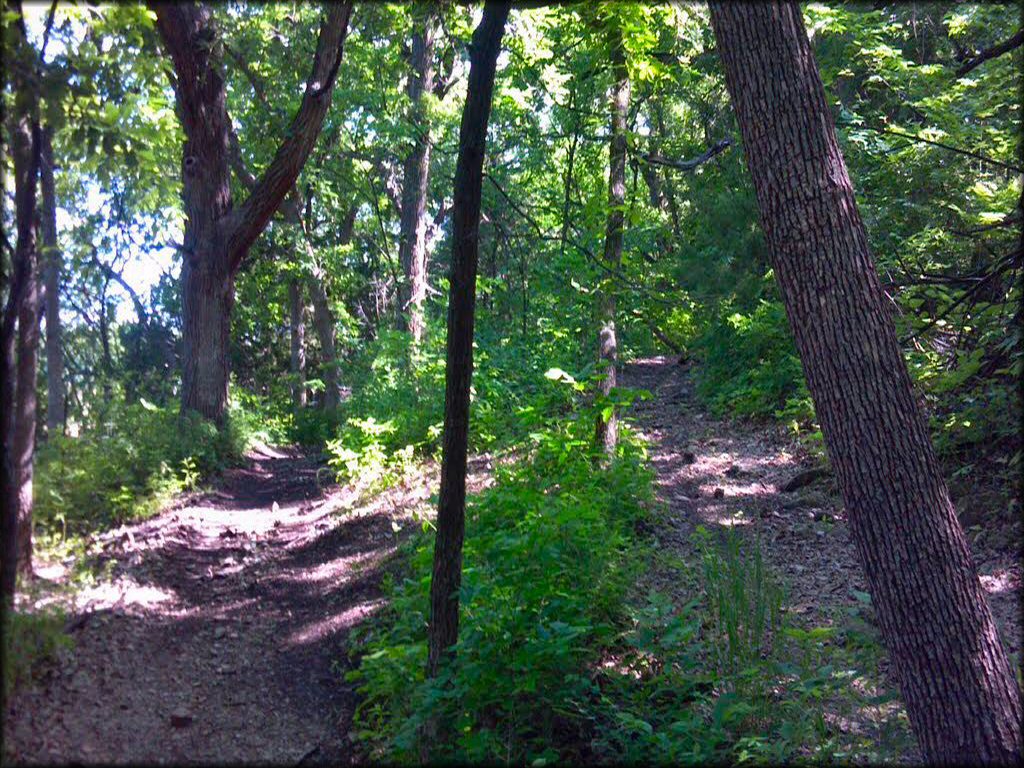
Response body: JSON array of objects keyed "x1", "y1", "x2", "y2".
[
  {"x1": 41, "y1": 127, "x2": 64, "y2": 435},
  {"x1": 151, "y1": 1, "x2": 352, "y2": 423},
  {"x1": 397, "y1": 8, "x2": 438, "y2": 344},
  {"x1": 426, "y1": 0, "x2": 510, "y2": 680},
  {"x1": 289, "y1": 277, "x2": 306, "y2": 410},
  {"x1": 2, "y1": 1, "x2": 42, "y2": 605},
  {"x1": 13, "y1": 216, "x2": 41, "y2": 576},
  {"x1": 708, "y1": 3, "x2": 1023, "y2": 763},
  {"x1": 301, "y1": 197, "x2": 355, "y2": 413},
  {"x1": 594, "y1": 22, "x2": 629, "y2": 458}
]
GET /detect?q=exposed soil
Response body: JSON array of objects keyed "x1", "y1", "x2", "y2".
[
  {"x1": 622, "y1": 356, "x2": 1022, "y2": 717},
  {"x1": 2, "y1": 445, "x2": 488, "y2": 765},
  {"x1": 5, "y1": 360, "x2": 1019, "y2": 764}
]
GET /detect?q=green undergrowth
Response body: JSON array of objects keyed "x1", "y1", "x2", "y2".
[
  {"x1": 2, "y1": 606, "x2": 71, "y2": 700},
  {"x1": 345, "y1": 374, "x2": 910, "y2": 764},
  {"x1": 307, "y1": 329, "x2": 583, "y2": 494},
  {"x1": 33, "y1": 389, "x2": 285, "y2": 565}
]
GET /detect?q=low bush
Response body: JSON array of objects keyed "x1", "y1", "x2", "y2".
[
  {"x1": 693, "y1": 300, "x2": 811, "y2": 422},
  {"x1": 34, "y1": 392, "x2": 273, "y2": 543},
  {"x1": 348, "y1": 386, "x2": 655, "y2": 763},
  {"x1": 2, "y1": 607, "x2": 71, "y2": 699}
]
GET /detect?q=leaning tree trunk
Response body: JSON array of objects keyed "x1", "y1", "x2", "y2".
[
  {"x1": 594, "y1": 22, "x2": 629, "y2": 458},
  {"x1": 708, "y1": 3, "x2": 1022, "y2": 763},
  {"x1": 426, "y1": 0, "x2": 511, "y2": 680},
  {"x1": 397, "y1": 9, "x2": 438, "y2": 344},
  {"x1": 152, "y1": 2, "x2": 352, "y2": 423},
  {"x1": 41, "y1": 127, "x2": 64, "y2": 435}
]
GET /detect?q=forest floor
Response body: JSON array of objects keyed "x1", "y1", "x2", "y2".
[
  {"x1": 4, "y1": 445, "x2": 492, "y2": 765},
  {"x1": 622, "y1": 355, "x2": 1022, "y2": 751},
  {"x1": 5, "y1": 357, "x2": 1020, "y2": 764}
]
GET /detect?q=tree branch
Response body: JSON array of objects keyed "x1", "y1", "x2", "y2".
[
  {"x1": 956, "y1": 29, "x2": 1023, "y2": 77},
  {"x1": 862, "y1": 125, "x2": 1023, "y2": 174},
  {"x1": 642, "y1": 137, "x2": 732, "y2": 171},
  {"x1": 226, "y1": 2, "x2": 353, "y2": 271}
]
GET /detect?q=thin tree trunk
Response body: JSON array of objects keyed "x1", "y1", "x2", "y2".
[
  {"x1": 426, "y1": 0, "x2": 511, "y2": 681},
  {"x1": 594, "y1": 22, "x2": 629, "y2": 458},
  {"x1": 289, "y1": 276, "x2": 306, "y2": 410},
  {"x1": 303, "y1": 201, "x2": 355, "y2": 413},
  {"x1": 652, "y1": 102, "x2": 682, "y2": 241},
  {"x1": 40, "y1": 127, "x2": 64, "y2": 435},
  {"x1": 2, "y1": 5, "x2": 42, "y2": 604},
  {"x1": 397, "y1": 9, "x2": 437, "y2": 344},
  {"x1": 13, "y1": 218, "x2": 41, "y2": 575},
  {"x1": 708, "y1": 3, "x2": 1023, "y2": 762}
]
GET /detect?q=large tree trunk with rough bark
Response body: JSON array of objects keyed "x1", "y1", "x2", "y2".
[
  {"x1": 397, "y1": 9, "x2": 437, "y2": 344},
  {"x1": 426, "y1": 1, "x2": 510, "y2": 680},
  {"x1": 151, "y1": 2, "x2": 352, "y2": 423},
  {"x1": 41, "y1": 127, "x2": 64, "y2": 436},
  {"x1": 708, "y1": 3, "x2": 1023, "y2": 763},
  {"x1": 1, "y1": 3, "x2": 41, "y2": 606},
  {"x1": 594, "y1": 23, "x2": 629, "y2": 458}
]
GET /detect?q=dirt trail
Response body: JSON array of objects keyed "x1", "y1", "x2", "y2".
[
  {"x1": 5, "y1": 361, "x2": 1018, "y2": 764},
  {"x1": 622, "y1": 355, "x2": 1021, "y2": 659},
  {"x1": 4, "y1": 444, "x2": 450, "y2": 765}
]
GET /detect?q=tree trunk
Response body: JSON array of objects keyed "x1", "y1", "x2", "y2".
[
  {"x1": 13, "y1": 219, "x2": 41, "y2": 575},
  {"x1": 652, "y1": 102, "x2": 682, "y2": 240},
  {"x1": 41, "y1": 127, "x2": 64, "y2": 436},
  {"x1": 708, "y1": 3, "x2": 1023, "y2": 763},
  {"x1": 302, "y1": 200, "x2": 355, "y2": 413},
  {"x1": 594, "y1": 23, "x2": 629, "y2": 458},
  {"x1": 426, "y1": 0, "x2": 510, "y2": 679},
  {"x1": 2, "y1": 7, "x2": 42, "y2": 606},
  {"x1": 179, "y1": 255, "x2": 233, "y2": 420},
  {"x1": 289, "y1": 277, "x2": 306, "y2": 410},
  {"x1": 397, "y1": 9, "x2": 438, "y2": 344},
  {"x1": 152, "y1": 2, "x2": 352, "y2": 423}
]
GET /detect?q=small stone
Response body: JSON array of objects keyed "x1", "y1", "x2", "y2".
[
  {"x1": 712, "y1": 488, "x2": 725, "y2": 499},
  {"x1": 724, "y1": 464, "x2": 740, "y2": 477},
  {"x1": 170, "y1": 709, "x2": 193, "y2": 728},
  {"x1": 682, "y1": 451, "x2": 696, "y2": 464}
]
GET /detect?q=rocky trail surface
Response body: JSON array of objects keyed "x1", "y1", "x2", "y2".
[
  {"x1": 5, "y1": 358, "x2": 1019, "y2": 764},
  {"x1": 623, "y1": 356, "x2": 1021, "y2": 729},
  {"x1": 3, "y1": 445, "x2": 451, "y2": 765}
]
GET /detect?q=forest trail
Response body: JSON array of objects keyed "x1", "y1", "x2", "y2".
[
  {"x1": 4, "y1": 445, "x2": 466, "y2": 765},
  {"x1": 622, "y1": 355, "x2": 1022, "y2": 660},
  {"x1": 6, "y1": 359, "x2": 1020, "y2": 764}
]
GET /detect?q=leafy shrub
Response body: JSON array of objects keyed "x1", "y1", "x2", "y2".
[
  {"x1": 348, "y1": 391, "x2": 655, "y2": 763},
  {"x1": 321, "y1": 329, "x2": 585, "y2": 491},
  {"x1": 34, "y1": 394, "x2": 265, "y2": 542},
  {"x1": 693, "y1": 301, "x2": 810, "y2": 421}
]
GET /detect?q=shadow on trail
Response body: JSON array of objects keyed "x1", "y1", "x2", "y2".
[{"x1": 3, "y1": 448, "x2": 418, "y2": 765}]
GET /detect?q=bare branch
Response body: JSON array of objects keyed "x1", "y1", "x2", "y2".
[
  {"x1": 642, "y1": 137, "x2": 732, "y2": 172},
  {"x1": 226, "y1": 2, "x2": 354, "y2": 271},
  {"x1": 956, "y1": 29, "x2": 1023, "y2": 77}
]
